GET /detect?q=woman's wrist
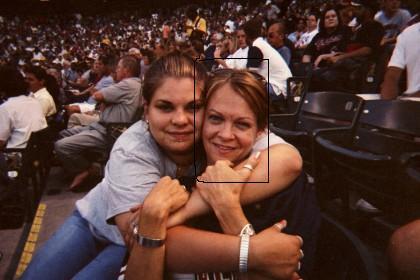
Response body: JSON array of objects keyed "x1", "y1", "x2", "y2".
[
  {"x1": 138, "y1": 203, "x2": 170, "y2": 239},
  {"x1": 213, "y1": 204, "x2": 249, "y2": 235}
]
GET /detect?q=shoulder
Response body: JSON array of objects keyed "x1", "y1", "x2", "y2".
[{"x1": 112, "y1": 121, "x2": 160, "y2": 159}]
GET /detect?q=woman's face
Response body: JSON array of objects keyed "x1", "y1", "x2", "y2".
[
  {"x1": 324, "y1": 10, "x2": 339, "y2": 30},
  {"x1": 145, "y1": 77, "x2": 204, "y2": 162},
  {"x1": 203, "y1": 83, "x2": 261, "y2": 165}
]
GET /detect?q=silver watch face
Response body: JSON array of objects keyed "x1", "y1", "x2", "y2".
[
  {"x1": 241, "y1": 224, "x2": 255, "y2": 236},
  {"x1": 246, "y1": 225, "x2": 255, "y2": 236}
]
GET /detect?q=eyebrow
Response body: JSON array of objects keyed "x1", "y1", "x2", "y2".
[{"x1": 207, "y1": 109, "x2": 254, "y2": 122}]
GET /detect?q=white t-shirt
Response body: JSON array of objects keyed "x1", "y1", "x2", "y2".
[
  {"x1": 295, "y1": 29, "x2": 318, "y2": 48},
  {"x1": 388, "y1": 23, "x2": 420, "y2": 95},
  {"x1": 225, "y1": 46, "x2": 249, "y2": 69},
  {"x1": 252, "y1": 37, "x2": 292, "y2": 97},
  {"x1": 0, "y1": 95, "x2": 47, "y2": 148},
  {"x1": 31, "y1": 87, "x2": 57, "y2": 117}
]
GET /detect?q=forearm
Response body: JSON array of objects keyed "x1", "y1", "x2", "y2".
[
  {"x1": 165, "y1": 226, "x2": 240, "y2": 273},
  {"x1": 302, "y1": 55, "x2": 311, "y2": 63},
  {"x1": 126, "y1": 209, "x2": 166, "y2": 280},
  {"x1": 338, "y1": 46, "x2": 371, "y2": 60},
  {"x1": 237, "y1": 144, "x2": 302, "y2": 204},
  {"x1": 381, "y1": 67, "x2": 402, "y2": 100},
  {"x1": 168, "y1": 145, "x2": 301, "y2": 226}
]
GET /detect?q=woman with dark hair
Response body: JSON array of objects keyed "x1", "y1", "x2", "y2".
[
  {"x1": 24, "y1": 65, "x2": 57, "y2": 117},
  {"x1": 0, "y1": 65, "x2": 47, "y2": 150},
  {"x1": 302, "y1": 7, "x2": 351, "y2": 67}
]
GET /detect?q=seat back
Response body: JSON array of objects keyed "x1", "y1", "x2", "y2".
[
  {"x1": 312, "y1": 214, "x2": 379, "y2": 280},
  {"x1": 353, "y1": 100, "x2": 420, "y2": 157},
  {"x1": 297, "y1": 91, "x2": 364, "y2": 132}
]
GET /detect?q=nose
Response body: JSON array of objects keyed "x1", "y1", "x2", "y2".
[
  {"x1": 218, "y1": 123, "x2": 235, "y2": 140},
  {"x1": 172, "y1": 109, "x2": 188, "y2": 126}
]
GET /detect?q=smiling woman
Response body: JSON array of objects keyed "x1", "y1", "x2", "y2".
[{"x1": 203, "y1": 70, "x2": 268, "y2": 166}]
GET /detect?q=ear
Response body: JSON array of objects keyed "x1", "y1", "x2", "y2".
[
  {"x1": 143, "y1": 101, "x2": 149, "y2": 120},
  {"x1": 256, "y1": 128, "x2": 266, "y2": 138}
]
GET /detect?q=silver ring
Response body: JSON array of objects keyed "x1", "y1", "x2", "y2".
[
  {"x1": 296, "y1": 235, "x2": 304, "y2": 246},
  {"x1": 182, "y1": 185, "x2": 188, "y2": 192},
  {"x1": 274, "y1": 223, "x2": 284, "y2": 232},
  {"x1": 300, "y1": 249, "x2": 304, "y2": 259},
  {"x1": 297, "y1": 261, "x2": 301, "y2": 271},
  {"x1": 242, "y1": 164, "x2": 254, "y2": 172}
]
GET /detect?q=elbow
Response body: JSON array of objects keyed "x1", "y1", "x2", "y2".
[{"x1": 289, "y1": 149, "x2": 303, "y2": 176}]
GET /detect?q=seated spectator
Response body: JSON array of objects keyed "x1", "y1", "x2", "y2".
[
  {"x1": 0, "y1": 65, "x2": 47, "y2": 150},
  {"x1": 381, "y1": 22, "x2": 420, "y2": 99},
  {"x1": 374, "y1": 0, "x2": 411, "y2": 88},
  {"x1": 295, "y1": 12, "x2": 319, "y2": 50},
  {"x1": 54, "y1": 55, "x2": 141, "y2": 190},
  {"x1": 375, "y1": 0, "x2": 411, "y2": 46},
  {"x1": 303, "y1": 7, "x2": 351, "y2": 71},
  {"x1": 243, "y1": 19, "x2": 292, "y2": 100},
  {"x1": 204, "y1": 32, "x2": 224, "y2": 71},
  {"x1": 388, "y1": 219, "x2": 420, "y2": 279},
  {"x1": 305, "y1": 1, "x2": 384, "y2": 92},
  {"x1": 267, "y1": 21, "x2": 292, "y2": 65},
  {"x1": 214, "y1": 27, "x2": 249, "y2": 69},
  {"x1": 65, "y1": 55, "x2": 115, "y2": 127},
  {"x1": 287, "y1": 18, "x2": 306, "y2": 44},
  {"x1": 24, "y1": 65, "x2": 57, "y2": 118}
]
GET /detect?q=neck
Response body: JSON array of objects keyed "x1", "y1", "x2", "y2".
[{"x1": 169, "y1": 153, "x2": 194, "y2": 168}]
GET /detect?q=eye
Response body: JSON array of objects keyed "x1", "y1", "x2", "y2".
[
  {"x1": 236, "y1": 121, "x2": 251, "y2": 130},
  {"x1": 156, "y1": 103, "x2": 173, "y2": 112},
  {"x1": 208, "y1": 114, "x2": 223, "y2": 123}
]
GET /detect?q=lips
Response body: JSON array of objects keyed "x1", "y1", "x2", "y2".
[
  {"x1": 213, "y1": 142, "x2": 236, "y2": 154},
  {"x1": 167, "y1": 131, "x2": 193, "y2": 141}
]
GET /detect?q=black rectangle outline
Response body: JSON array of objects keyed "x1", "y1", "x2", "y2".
[{"x1": 193, "y1": 57, "x2": 270, "y2": 184}]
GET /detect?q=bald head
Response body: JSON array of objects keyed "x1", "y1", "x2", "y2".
[{"x1": 267, "y1": 22, "x2": 286, "y2": 48}]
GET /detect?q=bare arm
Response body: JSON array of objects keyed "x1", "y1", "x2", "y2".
[
  {"x1": 168, "y1": 144, "x2": 302, "y2": 226},
  {"x1": 126, "y1": 177, "x2": 189, "y2": 280},
  {"x1": 92, "y1": 90, "x2": 105, "y2": 102},
  {"x1": 302, "y1": 55, "x2": 312, "y2": 63},
  {"x1": 380, "y1": 66, "x2": 403, "y2": 100},
  {"x1": 329, "y1": 46, "x2": 371, "y2": 63}
]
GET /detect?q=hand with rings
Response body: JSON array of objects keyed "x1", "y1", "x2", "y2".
[
  {"x1": 249, "y1": 220, "x2": 304, "y2": 280},
  {"x1": 196, "y1": 152, "x2": 261, "y2": 209}
]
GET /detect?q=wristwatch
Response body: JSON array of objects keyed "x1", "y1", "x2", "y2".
[
  {"x1": 132, "y1": 224, "x2": 165, "y2": 248},
  {"x1": 239, "y1": 223, "x2": 255, "y2": 236},
  {"x1": 239, "y1": 224, "x2": 255, "y2": 274}
]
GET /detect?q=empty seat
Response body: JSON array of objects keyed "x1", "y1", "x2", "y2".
[
  {"x1": 314, "y1": 100, "x2": 420, "y2": 223},
  {"x1": 270, "y1": 91, "x2": 364, "y2": 175}
]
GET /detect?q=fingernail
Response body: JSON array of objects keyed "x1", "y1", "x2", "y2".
[
  {"x1": 254, "y1": 151, "x2": 261, "y2": 159},
  {"x1": 280, "y1": 219, "x2": 287, "y2": 228}
]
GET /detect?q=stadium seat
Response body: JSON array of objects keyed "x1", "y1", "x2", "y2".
[
  {"x1": 270, "y1": 91, "x2": 364, "y2": 176},
  {"x1": 314, "y1": 100, "x2": 420, "y2": 223},
  {"x1": 312, "y1": 213, "x2": 379, "y2": 280}
]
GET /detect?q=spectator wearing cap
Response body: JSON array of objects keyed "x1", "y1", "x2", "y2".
[
  {"x1": 381, "y1": 22, "x2": 420, "y2": 100},
  {"x1": 267, "y1": 21, "x2": 293, "y2": 65}
]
